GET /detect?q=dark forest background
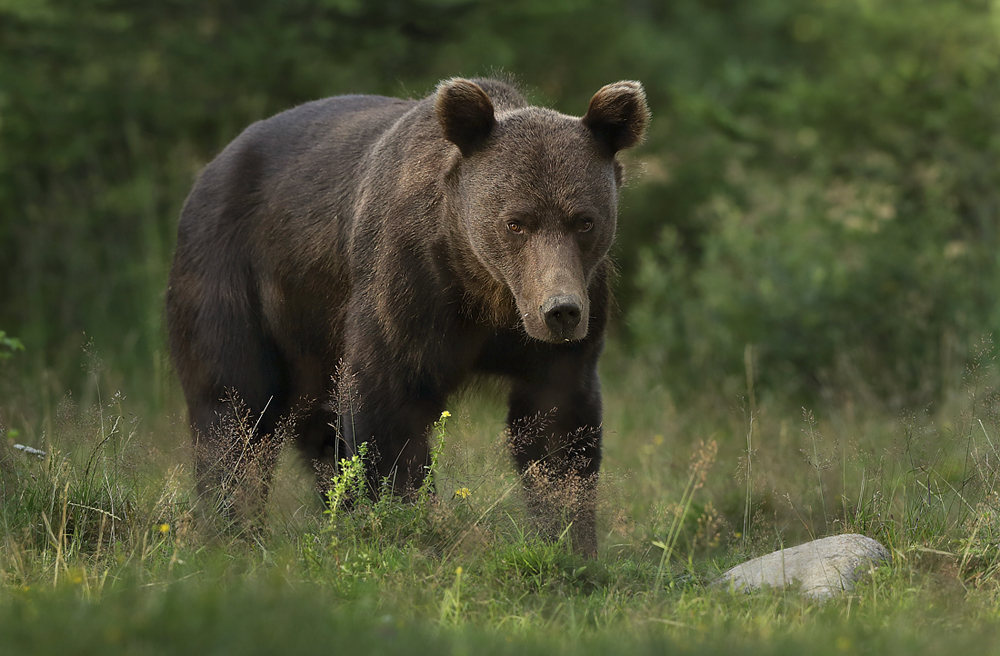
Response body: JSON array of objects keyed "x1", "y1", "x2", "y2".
[{"x1": 2, "y1": 0, "x2": 999, "y2": 416}]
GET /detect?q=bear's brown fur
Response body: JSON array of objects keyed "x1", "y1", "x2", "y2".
[{"x1": 166, "y1": 77, "x2": 649, "y2": 554}]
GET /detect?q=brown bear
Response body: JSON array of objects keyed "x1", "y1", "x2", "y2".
[{"x1": 165, "y1": 77, "x2": 649, "y2": 554}]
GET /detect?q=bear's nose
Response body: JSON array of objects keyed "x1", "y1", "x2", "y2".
[{"x1": 542, "y1": 295, "x2": 582, "y2": 337}]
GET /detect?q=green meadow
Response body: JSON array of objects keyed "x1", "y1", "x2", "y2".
[{"x1": 5, "y1": 349, "x2": 1000, "y2": 654}]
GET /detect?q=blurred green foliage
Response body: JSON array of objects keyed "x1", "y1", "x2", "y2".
[
  {"x1": 623, "y1": 0, "x2": 1000, "y2": 404},
  {"x1": 1, "y1": 0, "x2": 998, "y2": 408},
  {"x1": 0, "y1": 331, "x2": 24, "y2": 360}
]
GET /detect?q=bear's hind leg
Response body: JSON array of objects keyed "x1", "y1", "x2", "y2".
[
  {"x1": 178, "y1": 306, "x2": 292, "y2": 533},
  {"x1": 189, "y1": 390, "x2": 287, "y2": 533}
]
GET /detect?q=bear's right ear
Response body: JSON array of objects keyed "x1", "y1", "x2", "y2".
[
  {"x1": 582, "y1": 81, "x2": 650, "y2": 154},
  {"x1": 436, "y1": 78, "x2": 496, "y2": 157}
]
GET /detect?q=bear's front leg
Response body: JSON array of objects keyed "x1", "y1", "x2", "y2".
[
  {"x1": 506, "y1": 354, "x2": 603, "y2": 556},
  {"x1": 336, "y1": 359, "x2": 447, "y2": 500}
]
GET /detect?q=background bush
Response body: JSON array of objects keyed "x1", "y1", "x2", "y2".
[
  {"x1": 2, "y1": 0, "x2": 999, "y2": 411},
  {"x1": 623, "y1": 0, "x2": 1000, "y2": 405}
]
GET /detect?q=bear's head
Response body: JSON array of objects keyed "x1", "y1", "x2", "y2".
[{"x1": 437, "y1": 78, "x2": 649, "y2": 343}]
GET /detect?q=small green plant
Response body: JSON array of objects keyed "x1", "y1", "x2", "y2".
[
  {"x1": 438, "y1": 565, "x2": 464, "y2": 626},
  {"x1": 740, "y1": 407, "x2": 755, "y2": 551},
  {"x1": 307, "y1": 410, "x2": 458, "y2": 574},
  {"x1": 801, "y1": 408, "x2": 833, "y2": 535},
  {"x1": 652, "y1": 438, "x2": 717, "y2": 590},
  {"x1": 419, "y1": 410, "x2": 450, "y2": 503},
  {"x1": 320, "y1": 441, "x2": 370, "y2": 551}
]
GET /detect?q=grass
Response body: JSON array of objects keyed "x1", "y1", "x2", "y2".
[{"x1": 4, "y1": 350, "x2": 1000, "y2": 654}]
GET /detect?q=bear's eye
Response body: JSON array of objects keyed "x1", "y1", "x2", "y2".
[
  {"x1": 506, "y1": 220, "x2": 524, "y2": 234},
  {"x1": 578, "y1": 219, "x2": 594, "y2": 233}
]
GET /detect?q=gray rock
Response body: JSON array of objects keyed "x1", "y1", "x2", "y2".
[{"x1": 715, "y1": 533, "x2": 890, "y2": 601}]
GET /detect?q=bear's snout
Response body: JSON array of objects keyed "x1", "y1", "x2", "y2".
[{"x1": 542, "y1": 294, "x2": 584, "y2": 341}]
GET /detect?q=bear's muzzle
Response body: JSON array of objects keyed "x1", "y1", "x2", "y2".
[{"x1": 542, "y1": 294, "x2": 584, "y2": 341}]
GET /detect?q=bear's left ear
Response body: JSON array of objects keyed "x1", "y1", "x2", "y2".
[
  {"x1": 582, "y1": 81, "x2": 650, "y2": 154},
  {"x1": 436, "y1": 78, "x2": 496, "y2": 157}
]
